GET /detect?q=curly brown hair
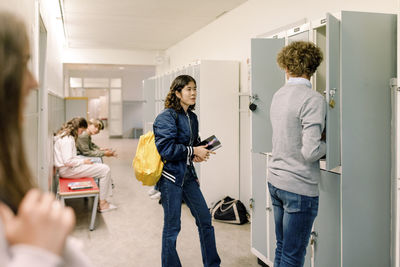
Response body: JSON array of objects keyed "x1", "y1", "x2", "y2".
[
  {"x1": 56, "y1": 117, "x2": 88, "y2": 140},
  {"x1": 277, "y1": 41, "x2": 323, "y2": 78},
  {"x1": 164, "y1": 75, "x2": 196, "y2": 112}
]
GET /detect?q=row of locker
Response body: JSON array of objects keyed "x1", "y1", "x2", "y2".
[
  {"x1": 250, "y1": 11, "x2": 396, "y2": 266},
  {"x1": 152, "y1": 64, "x2": 201, "y2": 119}
]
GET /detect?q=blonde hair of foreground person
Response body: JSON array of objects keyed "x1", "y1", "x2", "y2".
[{"x1": 0, "y1": 11, "x2": 92, "y2": 266}]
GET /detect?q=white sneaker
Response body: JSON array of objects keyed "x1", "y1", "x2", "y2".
[
  {"x1": 150, "y1": 192, "x2": 161, "y2": 200},
  {"x1": 99, "y1": 203, "x2": 117, "y2": 213},
  {"x1": 148, "y1": 188, "x2": 159, "y2": 196}
]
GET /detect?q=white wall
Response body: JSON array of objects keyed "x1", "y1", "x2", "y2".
[
  {"x1": 163, "y1": 0, "x2": 396, "y2": 73},
  {"x1": 122, "y1": 67, "x2": 155, "y2": 100},
  {"x1": 39, "y1": 0, "x2": 64, "y2": 96},
  {"x1": 38, "y1": 0, "x2": 66, "y2": 192},
  {"x1": 160, "y1": 0, "x2": 397, "y2": 206},
  {"x1": 123, "y1": 102, "x2": 143, "y2": 137},
  {"x1": 63, "y1": 47, "x2": 158, "y2": 66}
]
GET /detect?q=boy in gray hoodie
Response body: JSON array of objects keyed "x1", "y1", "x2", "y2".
[{"x1": 268, "y1": 41, "x2": 325, "y2": 267}]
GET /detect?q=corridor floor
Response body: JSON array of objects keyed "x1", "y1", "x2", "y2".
[{"x1": 68, "y1": 130, "x2": 259, "y2": 267}]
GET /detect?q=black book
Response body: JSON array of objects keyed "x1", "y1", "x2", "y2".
[{"x1": 198, "y1": 135, "x2": 221, "y2": 151}]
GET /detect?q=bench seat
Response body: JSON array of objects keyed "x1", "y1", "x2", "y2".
[{"x1": 58, "y1": 177, "x2": 99, "y2": 231}]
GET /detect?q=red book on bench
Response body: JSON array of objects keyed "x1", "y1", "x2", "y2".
[{"x1": 59, "y1": 177, "x2": 99, "y2": 194}]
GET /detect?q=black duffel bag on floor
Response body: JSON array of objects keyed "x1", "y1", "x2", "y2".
[{"x1": 210, "y1": 196, "x2": 249, "y2": 225}]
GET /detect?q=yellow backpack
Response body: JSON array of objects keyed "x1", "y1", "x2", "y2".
[{"x1": 132, "y1": 131, "x2": 164, "y2": 186}]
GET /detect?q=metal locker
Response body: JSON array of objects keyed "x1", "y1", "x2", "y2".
[
  {"x1": 313, "y1": 170, "x2": 341, "y2": 267},
  {"x1": 250, "y1": 10, "x2": 397, "y2": 267},
  {"x1": 142, "y1": 78, "x2": 155, "y2": 132},
  {"x1": 250, "y1": 38, "x2": 285, "y2": 153},
  {"x1": 251, "y1": 152, "x2": 269, "y2": 265},
  {"x1": 341, "y1": 11, "x2": 396, "y2": 267},
  {"x1": 325, "y1": 13, "x2": 341, "y2": 170}
]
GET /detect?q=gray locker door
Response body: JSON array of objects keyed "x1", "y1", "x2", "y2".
[
  {"x1": 251, "y1": 38, "x2": 285, "y2": 153},
  {"x1": 251, "y1": 153, "x2": 268, "y2": 261},
  {"x1": 325, "y1": 13, "x2": 341, "y2": 170},
  {"x1": 313, "y1": 171, "x2": 341, "y2": 267},
  {"x1": 143, "y1": 78, "x2": 155, "y2": 128},
  {"x1": 341, "y1": 11, "x2": 396, "y2": 267}
]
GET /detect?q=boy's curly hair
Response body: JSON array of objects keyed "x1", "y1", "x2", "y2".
[{"x1": 277, "y1": 41, "x2": 323, "y2": 78}]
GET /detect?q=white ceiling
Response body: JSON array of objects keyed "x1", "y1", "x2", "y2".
[{"x1": 62, "y1": 0, "x2": 247, "y2": 51}]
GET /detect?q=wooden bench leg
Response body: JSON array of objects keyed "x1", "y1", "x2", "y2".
[{"x1": 90, "y1": 194, "x2": 99, "y2": 231}]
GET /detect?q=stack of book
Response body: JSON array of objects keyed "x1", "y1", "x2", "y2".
[{"x1": 68, "y1": 181, "x2": 93, "y2": 190}]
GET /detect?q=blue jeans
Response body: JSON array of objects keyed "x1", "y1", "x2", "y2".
[
  {"x1": 158, "y1": 166, "x2": 221, "y2": 267},
  {"x1": 268, "y1": 183, "x2": 318, "y2": 267}
]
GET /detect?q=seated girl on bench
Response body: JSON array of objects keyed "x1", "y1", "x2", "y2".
[{"x1": 54, "y1": 117, "x2": 117, "y2": 213}]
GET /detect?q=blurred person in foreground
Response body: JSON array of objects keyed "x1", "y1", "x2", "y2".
[{"x1": 0, "y1": 11, "x2": 93, "y2": 267}]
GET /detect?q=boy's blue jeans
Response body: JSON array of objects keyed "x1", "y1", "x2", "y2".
[
  {"x1": 268, "y1": 183, "x2": 318, "y2": 267},
  {"x1": 158, "y1": 166, "x2": 221, "y2": 267}
]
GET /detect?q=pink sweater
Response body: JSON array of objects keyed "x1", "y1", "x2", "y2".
[{"x1": 0, "y1": 220, "x2": 94, "y2": 267}]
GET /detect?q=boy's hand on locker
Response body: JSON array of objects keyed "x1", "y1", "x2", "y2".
[{"x1": 321, "y1": 129, "x2": 326, "y2": 142}]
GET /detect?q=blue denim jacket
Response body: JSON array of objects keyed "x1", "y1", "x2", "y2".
[{"x1": 153, "y1": 108, "x2": 200, "y2": 186}]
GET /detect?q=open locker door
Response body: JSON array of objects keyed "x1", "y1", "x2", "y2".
[
  {"x1": 250, "y1": 38, "x2": 285, "y2": 153},
  {"x1": 325, "y1": 13, "x2": 341, "y2": 170}
]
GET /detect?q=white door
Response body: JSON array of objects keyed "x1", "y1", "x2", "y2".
[{"x1": 109, "y1": 78, "x2": 122, "y2": 136}]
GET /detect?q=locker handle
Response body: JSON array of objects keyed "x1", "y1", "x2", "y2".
[
  {"x1": 249, "y1": 94, "x2": 259, "y2": 111},
  {"x1": 328, "y1": 88, "x2": 337, "y2": 109},
  {"x1": 329, "y1": 88, "x2": 337, "y2": 98},
  {"x1": 310, "y1": 231, "x2": 318, "y2": 245},
  {"x1": 323, "y1": 88, "x2": 337, "y2": 97}
]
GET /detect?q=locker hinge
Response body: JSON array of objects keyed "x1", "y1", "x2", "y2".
[{"x1": 389, "y1": 78, "x2": 398, "y2": 91}]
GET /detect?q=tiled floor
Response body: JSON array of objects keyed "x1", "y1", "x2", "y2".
[{"x1": 68, "y1": 130, "x2": 260, "y2": 267}]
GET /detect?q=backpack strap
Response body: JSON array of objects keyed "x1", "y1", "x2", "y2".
[{"x1": 159, "y1": 109, "x2": 178, "y2": 164}]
